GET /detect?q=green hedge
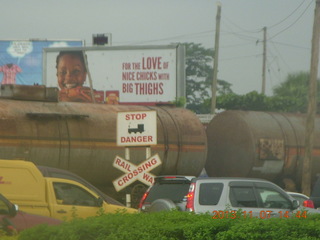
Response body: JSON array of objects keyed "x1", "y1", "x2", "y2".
[
  {"x1": 17, "y1": 211, "x2": 320, "y2": 240},
  {"x1": 0, "y1": 230, "x2": 18, "y2": 240}
]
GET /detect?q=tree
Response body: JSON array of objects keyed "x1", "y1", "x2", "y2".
[
  {"x1": 272, "y1": 71, "x2": 316, "y2": 113},
  {"x1": 182, "y1": 43, "x2": 318, "y2": 113},
  {"x1": 216, "y1": 71, "x2": 320, "y2": 113},
  {"x1": 182, "y1": 42, "x2": 233, "y2": 113},
  {"x1": 217, "y1": 91, "x2": 268, "y2": 111}
]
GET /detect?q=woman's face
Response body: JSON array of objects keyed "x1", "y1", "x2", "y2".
[{"x1": 57, "y1": 54, "x2": 87, "y2": 89}]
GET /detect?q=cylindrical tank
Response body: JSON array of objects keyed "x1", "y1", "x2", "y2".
[
  {"x1": 206, "y1": 110, "x2": 320, "y2": 191},
  {"x1": 0, "y1": 98, "x2": 207, "y2": 200}
]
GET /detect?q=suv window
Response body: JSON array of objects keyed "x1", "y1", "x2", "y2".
[
  {"x1": 145, "y1": 181, "x2": 190, "y2": 203},
  {"x1": 229, "y1": 187, "x2": 258, "y2": 207},
  {"x1": 199, "y1": 183, "x2": 223, "y2": 205},
  {"x1": 257, "y1": 187, "x2": 291, "y2": 209}
]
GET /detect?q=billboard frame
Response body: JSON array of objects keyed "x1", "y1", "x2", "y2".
[
  {"x1": 0, "y1": 39, "x2": 84, "y2": 86},
  {"x1": 42, "y1": 44, "x2": 185, "y2": 105}
]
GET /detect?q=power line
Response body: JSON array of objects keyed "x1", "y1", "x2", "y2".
[
  {"x1": 221, "y1": 30, "x2": 258, "y2": 41},
  {"x1": 268, "y1": 0, "x2": 313, "y2": 40},
  {"x1": 221, "y1": 1, "x2": 312, "y2": 40},
  {"x1": 267, "y1": 0, "x2": 310, "y2": 29},
  {"x1": 269, "y1": 40, "x2": 293, "y2": 72},
  {"x1": 220, "y1": 42, "x2": 253, "y2": 48},
  {"x1": 220, "y1": 53, "x2": 262, "y2": 61},
  {"x1": 115, "y1": 30, "x2": 214, "y2": 45},
  {"x1": 270, "y1": 41, "x2": 310, "y2": 50},
  {"x1": 223, "y1": 16, "x2": 262, "y2": 33}
]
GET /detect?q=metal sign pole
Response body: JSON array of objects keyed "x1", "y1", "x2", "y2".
[
  {"x1": 146, "y1": 146, "x2": 151, "y2": 159},
  {"x1": 125, "y1": 147, "x2": 131, "y2": 207}
]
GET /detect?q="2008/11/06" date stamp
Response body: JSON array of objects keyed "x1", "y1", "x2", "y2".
[{"x1": 212, "y1": 210, "x2": 308, "y2": 219}]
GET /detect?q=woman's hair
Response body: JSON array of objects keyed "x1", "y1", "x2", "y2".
[{"x1": 56, "y1": 51, "x2": 87, "y2": 72}]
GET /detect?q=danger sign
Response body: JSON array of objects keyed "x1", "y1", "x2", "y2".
[
  {"x1": 117, "y1": 111, "x2": 157, "y2": 146},
  {"x1": 112, "y1": 154, "x2": 162, "y2": 192}
]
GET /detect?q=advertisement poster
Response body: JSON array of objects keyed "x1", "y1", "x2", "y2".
[
  {"x1": 0, "y1": 40, "x2": 83, "y2": 86},
  {"x1": 43, "y1": 45, "x2": 185, "y2": 105}
]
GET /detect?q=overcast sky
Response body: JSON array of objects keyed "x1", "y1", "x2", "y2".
[{"x1": 0, "y1": 0, "x2": 316, "y2": 95}]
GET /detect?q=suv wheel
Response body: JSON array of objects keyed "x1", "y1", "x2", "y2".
[{"x1": 149, "y1": 199, "x2": 177, "y2": 212}]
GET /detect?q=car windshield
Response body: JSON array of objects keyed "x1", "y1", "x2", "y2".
[{"x1": 145, "y1": 181, "x2": 190, "y2": 203}]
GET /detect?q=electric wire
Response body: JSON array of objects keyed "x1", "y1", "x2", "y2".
[
  {"x1": 269, "y1": 40, "x2": 294, "y2": 72},
  {"x1": 115, "y1": 30, "x2": 214, "y2": 46},
  {"x1": 223, "y1": 15, "x2": 261, "y2": 33},
  {"x1": 268, "y1": 0, "x2": 313, "y2": 40},
  {"x1": 267, "y1": 0, "x2": 310, "y2": 29},
  {"x1": 220, "y1": 53, "x2": 262, "y2": 61},
  {"x1": 270, "y1": 41, "x2": 310, "y2": 50}
]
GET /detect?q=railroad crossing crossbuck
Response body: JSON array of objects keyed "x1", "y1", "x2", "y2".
[{"x1": 112, "y1": 154, "x2": 162, "y2": 192}]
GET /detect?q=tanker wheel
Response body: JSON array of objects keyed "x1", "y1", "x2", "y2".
[{"x1": 131, "y1": 184, "x2": 148, "y2": 208}]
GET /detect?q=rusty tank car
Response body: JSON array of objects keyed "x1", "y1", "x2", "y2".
[
  {"x1": 206, "y1": 110, "x2": 320, "y2": 192},
  {"x1": 0, "y1": 85, "x2": 207, "y2": 205}
]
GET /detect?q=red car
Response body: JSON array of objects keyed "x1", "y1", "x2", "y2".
[{"x1": 0, "y1": 193, "x2": 61, "y2": 235}]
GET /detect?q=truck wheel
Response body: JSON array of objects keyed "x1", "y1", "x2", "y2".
[{"x1": 148, "y1": 199, "x2": 177, "y2": 212}]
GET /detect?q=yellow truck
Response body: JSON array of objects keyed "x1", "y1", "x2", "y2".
[{"x1": 0, "y1": 160, "x2": 136, "y2": 221}]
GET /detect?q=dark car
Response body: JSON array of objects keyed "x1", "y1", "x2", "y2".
[
  {"x1": 310, "y1": 176, "x2": 320, "y2": 209},
  {"x1": 0, "y1": 193, "x2": 61, "y2": 235},
  {"x1": 139, "y1": 176, "x2": 193, "y2": 212}
]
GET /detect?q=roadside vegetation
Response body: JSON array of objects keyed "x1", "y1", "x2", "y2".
[
  {"x1": 182, "y1": 42, "x2": 320, "y2": 114},
  {"x1": 16, "y1": 210, "x2": 320, "y2": 240},
  {"x1": 0, "y1": 230, "x2": 18, "y2": 240}
]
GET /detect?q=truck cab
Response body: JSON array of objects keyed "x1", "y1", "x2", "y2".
[{"x1": 0, "y1": 160, "x2": 136, "y2": 221}]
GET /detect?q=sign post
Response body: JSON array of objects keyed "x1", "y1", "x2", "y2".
[
  {"x1": 117, "y1": 111, "x2": 157, "y2": 146},
  {"x1": 114, "y1": 110, "x2": 160, "y2": 195},
  {"x1": 112, "y1": 154, "x2": 162, "y2": 192}
]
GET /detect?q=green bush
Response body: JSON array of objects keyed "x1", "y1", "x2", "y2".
[
  {"x1": 0, "y1": 229, "x2": 18, "y2": 240},
  {"x1": 18, "y1": 211, "x2": 320, "y2": 240}
]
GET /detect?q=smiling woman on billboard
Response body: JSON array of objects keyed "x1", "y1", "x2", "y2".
[{"x1": 56, "y1": 51, "x2": 91, "y2": 102}]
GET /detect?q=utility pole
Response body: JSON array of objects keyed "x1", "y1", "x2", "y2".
[
  {"x1": 211, "y1": 2, "x2": 221, "y2": 114},
  {"x1": 302, "y1": 0, "x2": 320, "y2": 196},
  {"x1": 261, "y1": 27, "x2": 267, "y2": 95}
]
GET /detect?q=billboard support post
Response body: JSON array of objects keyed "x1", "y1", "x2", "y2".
[{"x1": 82, "y1": 50, "x2": 96, "y2": 103}]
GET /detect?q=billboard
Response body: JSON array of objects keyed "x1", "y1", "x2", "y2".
[
  {"x1": 43, "y1": 44, "x2": 185, "y2": 105},
  {"x1": 0, "y1": 40, "x2": 83, "y2": 86}
]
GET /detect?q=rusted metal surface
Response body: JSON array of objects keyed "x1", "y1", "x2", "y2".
[
  {"x1": 206, "y1": 110, "x2": 320, "y2": 190},
  {"x1": 0, "y1": 84, "x2": 58, "y2": 102},
  {"x1": 0, "y1": 98, "x2": 207, "y2": 189}
]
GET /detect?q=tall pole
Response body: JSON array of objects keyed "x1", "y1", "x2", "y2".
[
  {"x1": 211, "y1": 2, "x2": 221, "y2": 114},
  {"x1": 261, "y1": 27, "x2": 267, "y2": 94},
  {"x1": 82, "y1": 51, "x2": 96, "y2": 103},
  {"x1": 302, "y1": 0, "x2": 320, "y2": 196}
]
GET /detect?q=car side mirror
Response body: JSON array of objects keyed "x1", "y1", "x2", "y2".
[
  {"x1": 292, "y1": 199, "x2": 299, "y2": 209},
  {"x1": 97, "y1": 197, "x2": 104, "y2": 207},
  {"x1": 8, "y1": 204, "x2": 18, "y2": 217}
]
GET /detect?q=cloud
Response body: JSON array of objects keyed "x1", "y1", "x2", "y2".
[
  {"x1": 48, "y1": 42, "x2": 73, "y2": 48},
  {"x1": 7, "y1": 41, "x2": 33, "y2": 58}
]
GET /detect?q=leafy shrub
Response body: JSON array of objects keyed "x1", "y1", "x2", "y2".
[{"x1": 18, "y1": 211, "x2": 320, "y2": 240}]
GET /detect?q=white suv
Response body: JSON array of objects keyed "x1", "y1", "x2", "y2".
[{"x1": 139, "y1": 176, "x2": 320, "y2": 218}]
